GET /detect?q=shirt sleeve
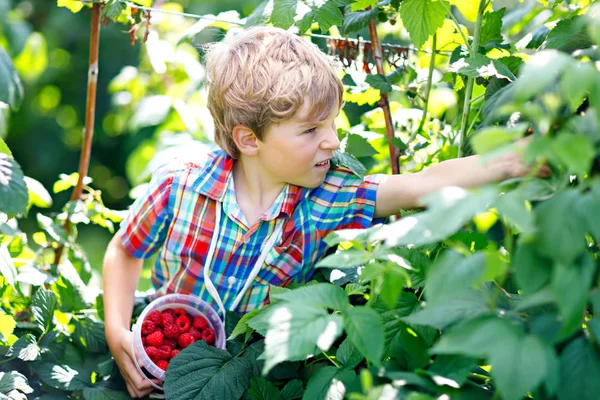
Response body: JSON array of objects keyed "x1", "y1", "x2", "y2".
[
  {"x1": 117, "y1": 163, "x2": 174, "y2": 259},
  {"x1": 310, "y1": 168, "x2": 386, "y2": 234}
]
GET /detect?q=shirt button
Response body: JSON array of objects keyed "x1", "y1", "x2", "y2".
[{"x1": 228, "y1": 276, "x2": 237, "y2": 285}]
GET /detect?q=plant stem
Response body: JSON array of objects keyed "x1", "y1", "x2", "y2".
[
  {"x1": 322, "y1": 351, "x2": 341, "y2": 368},
  {"x1": 457, "y1": 0, "x2": 486, "y2": 158},
  {"x1": 368, "y1": 17, "x2": 399, "y2": 174},
  {"x1": 440, "y1": 0, "x2": 470, "y2": 50},
  {"x1": 54, "y1": 3, "x2": 101, "y2": 265},
  {"x1": 416, "y1": 33, "x2": 437, "y2": 140},
  {"x1": 465, "y1": 105, "x2": 484, "y2": 138}
]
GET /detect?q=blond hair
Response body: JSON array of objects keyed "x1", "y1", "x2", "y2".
[{"x1": 204, "y1": 26, "x2": 344, "y2": 159}]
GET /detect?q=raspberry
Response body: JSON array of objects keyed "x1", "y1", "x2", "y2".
[
  {"x1": 201, "y1": 328, "x2": 215, "y2": 346},
  {"x1": 142, "y1": 336, "x2": 148, "y2": 346},
  {"x1": 163, "y1": 324, "x2": 179, "y2": 339},
  {"x1": 144, "y1": 346, "x2": 160, "y2": 359},
  {"x1": 173, "y1": 308, "x2": 187, "y2": 318},
  {"x1": 161, "y1": 312, "x2": 175, "y2": 327},
  {"x1": 192, "y1": 315, "x2": 209, "y2": 330},
  {"x1": 146, "y1": 310, "x2": 162, "y2": 327},
  {"x1": 178, "y1": 333, "x2": 195, "y2": 348},
  {"x1": 156, "y1": 360, "x2": 169, "y2": 371},
  {"x1": 141, "y1": 320, "x2": 156, "y2": 336},
  {"x1": 146, "y1": 330, "x2": 164, "y2": 347},
  {"x1": 171, "y1": 349, "x2": 181, "y2": 359},
  {"x1": 189, "y1": 328, "x2": 203, "y2": 341},
  {"x1": 176, "y1": 315, "x2": 191, "y2": 333},
  {"x1": 158, "y1": 345, "x2": 172, "y2": 360},
  {"x1": 164, "y1": 339, "x2": 177, "y2": 350}
]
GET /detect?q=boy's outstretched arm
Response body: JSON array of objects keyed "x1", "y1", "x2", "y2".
[{"x1": 374, "y1": 150, "x2": 551, "y2": 218}]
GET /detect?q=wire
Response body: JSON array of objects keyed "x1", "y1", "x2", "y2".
[{"x1": 117, "y1": 0, "x2": 449, "y2": 55}]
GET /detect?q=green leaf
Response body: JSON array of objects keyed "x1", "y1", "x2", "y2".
[
  {"x1": 331, "y1": 150, "x2": 366, "y2": 178},
  {"x1": 534, "y1": 190, "x2": 587, "y2": 264},
  {"x1": 385, "y1": 320, "x2": 430, "y2": 370},
  {"x1": 262, "y1": 304, "x2": 343, "y2": 374},
  {"x1": 270, "y1": 282, "x2": 349, "y2": 311},
  {"x1": 165, "y1": 341, "x2": 253, "y2": 399},
  {"x1": 302, "y1": 366, "x2": 354, "y2": 400},
  {"x1": 551, "y1": 134, "x2": 595, "y2": 177},
  {"x1": 428, "y1": 355, "x2": 476, "y2": 387},
  {"x1": 365, "y1": 74, "x2": 392, "y2": 93},
  {"x1": 526, "y1": 26, "x2": 550, "y2": 49},
  {"x1": 6, "y1": 333, "x2": 40, "y2": 361},
  {"x1": 128, "y1": 95, "x2": 172, "y2": 132},
  {"x1": 0, "y1": 137, "x2": 12, "y2": 157},
  {"x1": 82, "y1": 382, "x2": 132, "y2": 400},
  {"x1": 371, "y1": 186, "x2": 498, "y2": 247},
  {"x1": 343, "y1": 306, "x2": 384, "y2": 365},
  {"x1": 296, "y1": 10, "x2": 314, "y2": 34},
  {"x1": 404, "y1": 289, "x2": 490, "y2": 329},
  {"x1": 316, "y1": 249, "x2": 373, "y2": 269},
  {"x1": 34, "y1": 363, "x2": 90, "y2": 391},
  {"x1": 336, "y1": 337, "x2": 364, "y2": 369},
  {"x1": 514, "y1": 50, "x2": 572, "y2": 102},
  {"x1": 103, "y1": 0, "x2": 125, "y2": 19},
  {"x1": 494, "y1": 186, "x2": 536, "y2": 235},
  {"x1": 577, "y1": 181, "x2": 600, "y2": 241},
  {"x1": 0, "y1": 153, "x2": 28, "y2": 216},
  {"x1": 246, "y1": 0, "x2": 272, "y2": 27},
  {"x1": 346, "y1": 133, "x2": 379, "y2": 157},
  {"x1": 280, "y1": 379, "x2": 304, "y2": 400},
  {"x1": 0, "y1": 245, "x2": 16, "y2": 288},
  {"x1": 228, "y1": 309, "x2": 260, "y2": 341},
  {"x1": 73, "y1": 318, "x2": 108, "y2": 353},
  {"x1": 490, "y1": 334, "x2": 547, "y2": 400},
  {"x1": 561, "y1": 61, "x2": 597, "y2": 112},
  {"x1": 544, "y1": 15, "x2": 592, "y2": 53},
  {"x1": 512, "y1": 240, "x2": 552, "y2": 294},
  {"x1": 558, "y1": 338, "x2": 600, "y2": 400},
  {"x1": 480, "y1": 8, "x2": 505, "y2": 46},
  {"x1": 432, "y1": 316, "x2": 521, "y2": 358},
  {"x1": 448, "y1": 54, "x2": 516, "y2": 81},
  {"x1": 551, "y1": 254, "x2": 595, "y2": 337},
  {"x1": 400, "y1": 0, "x2": 447, "y2": 49},
  {"x1": 247, "y1": 376, "x2": 283, "y2": 400},
  {"x1": 0, "y1": 371, "x2": 33, "y2": 397},
  {"x1": 342, "y1": 8, "x2": 376, "y2": 34},
  {"x1": 0, "y1": 46, "x2": 24, "y2": 110},
  {"x1": 32, "y1": 288, "x2": 58, "y2": 333},
  {"x1": 270, "y1": 0, "x2": 297, "y2": 29},
  {"x1": 24, "y1": 176, "x2": 52, "y2": 208},
  {"x1": 314, "y1": 2, "x2": 344, "y2": 33},
  {"x1": 471, "y1": 123, "x2": 527, "y2": 154},
  {"x1": 425, "y1": 251, "x2": 486, "y2": 304}
]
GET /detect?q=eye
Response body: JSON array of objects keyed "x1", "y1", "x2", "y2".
[{"x1": 304, "y1": 127, "x2": 317, "y2": 134}]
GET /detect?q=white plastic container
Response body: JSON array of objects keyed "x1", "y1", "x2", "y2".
[{"x1": 131, "y1": 293, "x2": 226, "y2": 390}]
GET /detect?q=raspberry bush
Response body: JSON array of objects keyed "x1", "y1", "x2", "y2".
[{"x1": 1, "y1": 0, "x2": 599, "y2": 399}]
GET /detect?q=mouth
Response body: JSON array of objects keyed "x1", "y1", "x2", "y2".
[{"x1": 315, "y1": 159, "x2": 331, "y2": 168}]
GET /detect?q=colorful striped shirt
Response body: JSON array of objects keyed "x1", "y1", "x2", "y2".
[{"x1": 118, "y1": 150, "x2": 384, "y2": 315}]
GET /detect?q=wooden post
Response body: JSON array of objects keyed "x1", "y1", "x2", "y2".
[
  {"x1": 54, "y1": 3, "x2": 101, "y2": 265},
  {"x1": 368, "y1": 18, "x2": 399, "y2": 175}
]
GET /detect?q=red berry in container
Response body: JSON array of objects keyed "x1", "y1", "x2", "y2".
[
  {"x1": 178, "y1": 333, "x2": 195, "y2": 348},
  {"x1": 158, "y1": 345, "x2": 172, "y2": 360},
  {"x1": 164, "y1": 339, "x2": 177, "y2": 350},
  {"x1": 161, "y1": 312, "x2": 175, "y2": 327},
  {"x1": 201, "y1": 328, "x2": 216, "y2": 346},
  {"x1": 193, "y1": 315, "x2": 209, "y2": 330},
  {"x1": 146, "y1": 330, "x2": 164, "y2": 347},
  {"x1": 173, "y1": 308, "x2": 187, "y2": 318},
  {"x1": 145, "y1": 346, "x2": 160, "y2": 360},
  {"x1": 163, "y1": 324, "x2": 179, "y2": 339},
  {"x1": 176, "y1": 315, "x2": 191, "y2": 333},
  {"x1": 189, "y1": 327, "x2": 203, "y2": 341},
  {"x1": 156, "y1": 360, "x2": 169, "y2": 371},
  {"x1": 146, "y1": 310, "x2": 162, "y2": 327},
  {"x1": 141, "y1": 320, "x2": 156, "y2": 335}
]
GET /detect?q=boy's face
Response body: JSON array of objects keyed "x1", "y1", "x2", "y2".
[{"x1": 257, "y1": 101, "x2": 341, "y2": 188}]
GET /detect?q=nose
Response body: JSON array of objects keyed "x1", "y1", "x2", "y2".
[{"x1": 321, "y1": 125, "x2": 340, "y2": 151}]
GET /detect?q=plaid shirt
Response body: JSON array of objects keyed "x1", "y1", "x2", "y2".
[{"x1": 119, "y1": 150, "x2": 384, "y2": 315}]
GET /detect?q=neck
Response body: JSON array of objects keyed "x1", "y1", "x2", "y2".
[{"x1": 232, "y1": 157, "x2": 286, "y2": 222}]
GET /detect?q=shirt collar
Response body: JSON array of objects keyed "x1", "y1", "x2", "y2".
[{"x1": 194, "y1": 150, "x2": 303, "y2": 220}]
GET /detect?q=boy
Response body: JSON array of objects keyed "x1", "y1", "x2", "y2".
[{"x1": 103, "y1": 26, "x2": 548, "y2": 398}]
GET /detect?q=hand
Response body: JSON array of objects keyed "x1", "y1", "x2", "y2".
[
  {"x1": 499, "y1": 137, "x2": 552, "y2": 180},
  {"x1": 110, "y1": 329, "x2": 162, "y2": 398}
]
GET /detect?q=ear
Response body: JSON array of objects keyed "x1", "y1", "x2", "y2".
[{"x1": 232, "y1": 124, "x2": 259, "y2": 156}]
